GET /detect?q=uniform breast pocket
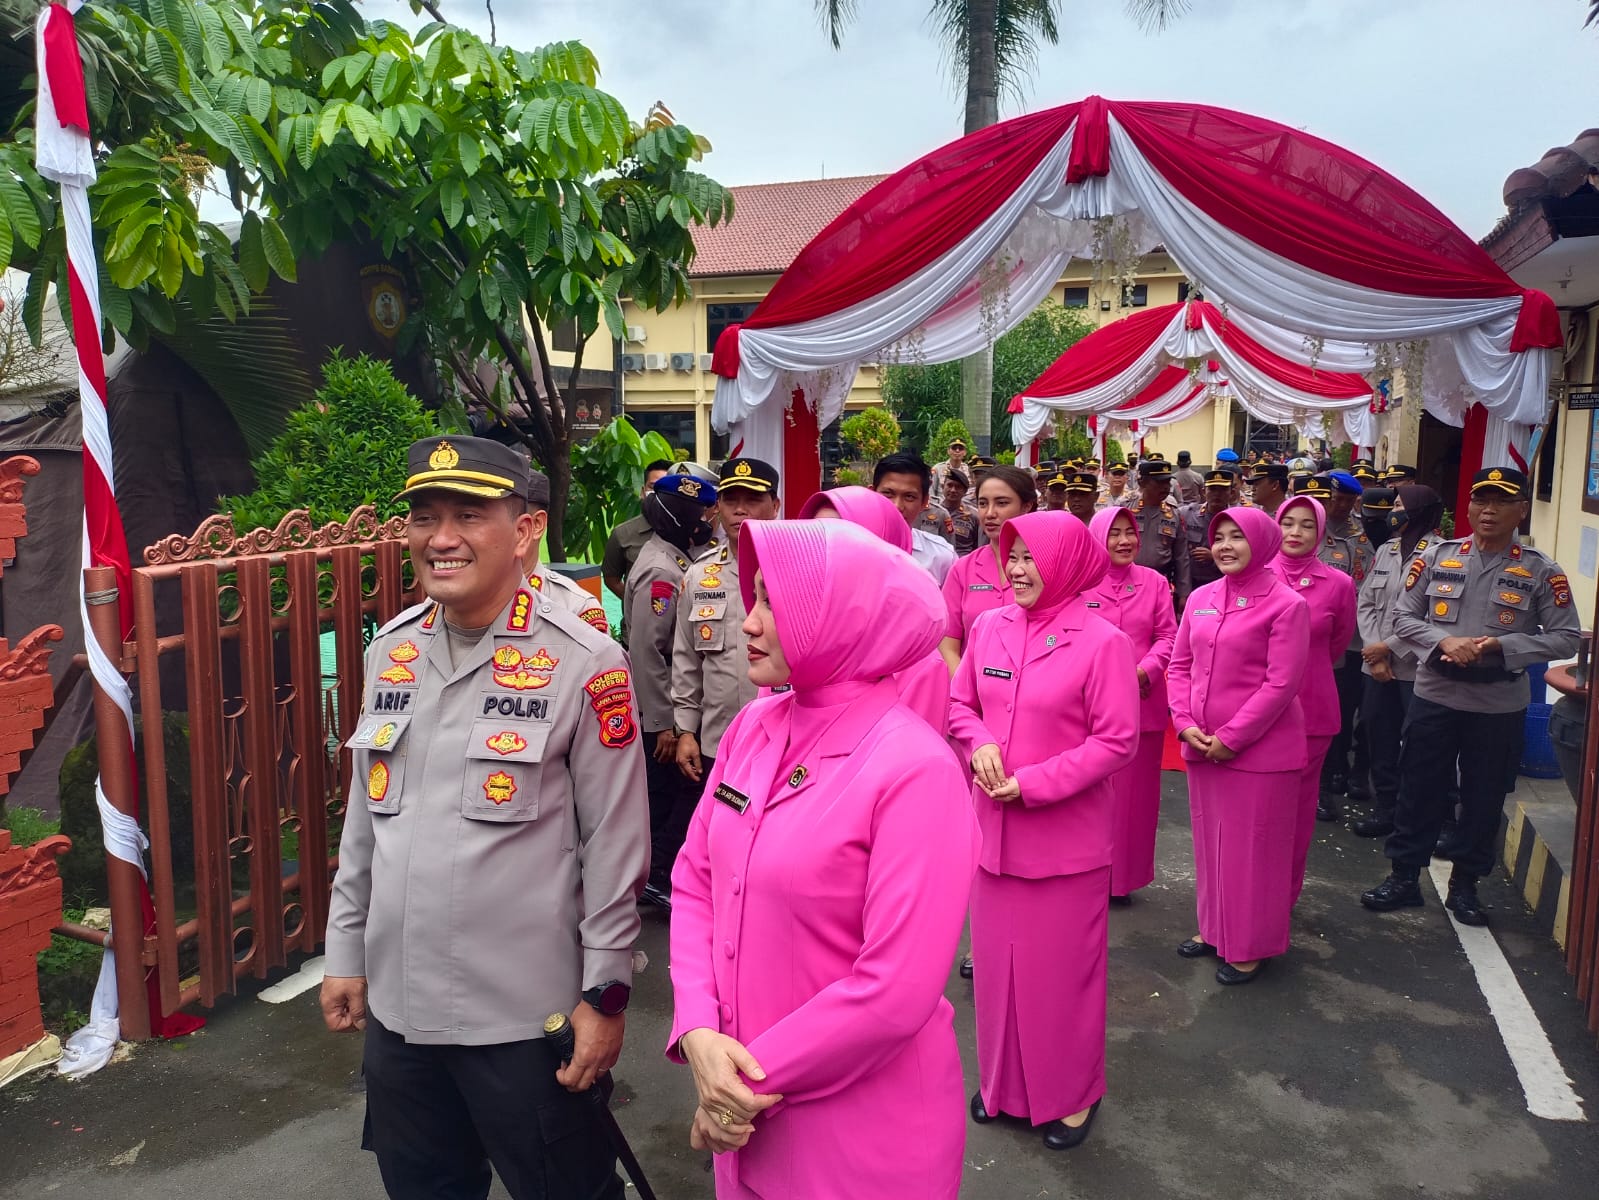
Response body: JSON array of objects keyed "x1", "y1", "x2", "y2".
[
  {"x1": 1424, "y1": 578, "x2": 1461, "y2": 623},
  {"x1": 461, "y1": 718, "x2": 552, "y2": 823},
  {"x1": 1490, "y1": 581, "x2": 1531, "y2": 631},
  {"x1": 347, "y1": 713, "x2": 412, "y2": 815},
  {"x1": 689, "y1": 600, "x2": 728, "y2": 653}
]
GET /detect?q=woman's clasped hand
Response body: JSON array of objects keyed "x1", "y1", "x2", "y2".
[
  {"x1": 679, "y1": 1027, "x2": 783, "y2": 1153},
  {"x1": 971, "y1": 743, "x2": 1021, "y2": 801}
]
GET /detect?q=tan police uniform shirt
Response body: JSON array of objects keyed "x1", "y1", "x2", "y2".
[
  {"x1": 324, "y1": 588, "x2": 649, "y2": 1045},
  {"x1": 528, "y1": 564, "x2": 609, "y2": 635},
  {"x1": 1392, "y1": 535, "x2": 1582, "y2": 714},
  {"x1": 1129, "y1": 494, "x2": 1191, "y2": 597},
  {"x1": 625, "y1": 534, "x2": 694, "y2": 733},
  {"x1": 1321, "y1": 513, "x2": 1376, "y2": 657},
  {"x1": 1172, "y1": 466, "x2": 1205, "y2": 506},
  {"x1": 1357, "y1": 536, "x2": 1429, "y2": 683},
  {"x1": 1176, "y1": 501, "x2": 1225, "y2": 599},
  {"x1": 669, "y1": 540, "x2": 755, "y2": 758}
]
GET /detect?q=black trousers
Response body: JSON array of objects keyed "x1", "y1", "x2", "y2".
[
  {"x1": 1385, "y1": 697, "x2": 1523, "y2": 881},
  {"x1": 1359, "y1": 675, "x2": 1412, "y2": 821},
  {"x1": 644, "y1": 733, "x2": 699, "y2": 884},
  {"x1": 1326, "y1": 656, "x2": 1368, "y2": 784},
  {"x1": 362, "y1": 1016, "x2": 624, "y2": 1200}
]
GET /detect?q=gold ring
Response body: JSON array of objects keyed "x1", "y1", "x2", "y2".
[{"x1": 719, "y1": 1108, "x2": 735, "y2": 1126}]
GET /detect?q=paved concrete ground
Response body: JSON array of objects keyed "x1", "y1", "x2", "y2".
[{"x1": 3, "y1": 774, "x2": 1598, "y2": 1199}]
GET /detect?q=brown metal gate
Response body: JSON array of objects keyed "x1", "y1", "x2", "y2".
[
  {"x1": 1571, "y1": 589, "x2": 1599, "y2": 1038},
  {"x1": 88, "y1": 507, "x2": 419, "y2": 1035}
]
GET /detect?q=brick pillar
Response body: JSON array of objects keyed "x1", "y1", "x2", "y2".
[{"x1": 0, "y1": 831, "x2": 71, "y2": 1066}]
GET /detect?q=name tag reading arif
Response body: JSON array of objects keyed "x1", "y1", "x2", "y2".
[{"x1": 714, "y1": 783, "x2": 750, "y2": 813}]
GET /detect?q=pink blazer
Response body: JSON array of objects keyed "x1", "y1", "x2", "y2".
[
  {"x1": 896, "y1": 650, "x2": 952, "y2": 736},
  {"x1": 1168, "y1": 572, "x2": 1310, "y2": 772},
  {"x1": 1270, "y1": 561, "x2": 1356, "y2": 736},
  {"x1": 668, "y1": 687, "x2": 979, "y2": 1196},
  {"x1": 941, "y1": 547, "x2": 1011, "y2": 643},
  {"x1": 1085, "y1": 564, "x2": 1177, "y2": 733},
  {"x1": 948, "y1": 600, "x2": 1140, "y2": 878}
]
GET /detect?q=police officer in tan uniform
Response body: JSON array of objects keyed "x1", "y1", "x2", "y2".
[
  {"x1": 1361, "y1": 467, "x2": 1581, "y2": 926},
  {"x1": 625, "y1": 462, "x2": 719, "y2": 907},
  {"x1": 1177, "y1": 466, "x2": 1234, "y2": 604},
  {"x1": 1063, "y1": 470, "x2": 1099, "y2": 524},
  {"x1": 1099, "y1": 462, "x2": 1133, "y2": 509},
  {"x1": 1319, "y1": 470, "x2": 1376, "y2": 817},
  {"x1": 520, "y1": 467, "x2": 611, "y2": 634},
  {"x1": 671, "y1": 457, "x2": 779, "y2": 787},
  {"x1": 322, "y1": 436, "x2": 647, "y2": 1200},
  {"x1": 1128, "y1": 457, "x2": 1190, "y2": 603}
]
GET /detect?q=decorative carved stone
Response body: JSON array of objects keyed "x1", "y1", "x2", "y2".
[{"x1": 0, "y1": 456, "x2": 41, "y2": 578}]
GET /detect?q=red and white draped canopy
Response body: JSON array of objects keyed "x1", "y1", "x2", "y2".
[
  {"x1": 711, "y1": 96, "x2": 1559, "y2": 500},
  {"x1": 1008, "y1": 299, "x2": 1377, "y2": 464}
]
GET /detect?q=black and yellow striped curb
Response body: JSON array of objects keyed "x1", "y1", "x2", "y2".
[{"x1": 1500, "y1": 797, "x2": 1572, "y2": 950}]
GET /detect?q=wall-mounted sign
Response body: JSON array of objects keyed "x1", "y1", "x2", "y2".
[{"x1": 1568, "y1": 390, "x2": 1599, "y2": 411}]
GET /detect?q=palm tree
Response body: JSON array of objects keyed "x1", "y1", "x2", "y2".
[{"x1": 815, "y1": 0, "x2": 1187, "y2": 452}]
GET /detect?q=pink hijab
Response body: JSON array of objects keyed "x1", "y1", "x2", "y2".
[
  {"x1": 1208, "y1": 505, "x2": 1282, "y2": 594},
  {"x1": 1087, "y1": 505, "x2": 1140, "y2": 587},
  {"x1": 1270, "y1": 496, "x2": 1335, "y2": 584},
  {"x1": 740, "y1": 519, "x2": 945, "y2": 692},
  {"x1": 998, "y1": 511, "x2": 1110, "y2": 624},
  {"x1": 797, "y1": 486, "x2": 911, "y2": 552}
]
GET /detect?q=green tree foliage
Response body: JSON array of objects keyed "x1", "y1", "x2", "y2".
[
  {"x1": 0, "y1": 1, "x2": 731, "y2": 559},
  {"x1": 839, "y1": 406, "x2": 903, "y2": 462},
  {"x1": 220, "y1": 351, "x2": 443, "y2": 529},
  {"x1": 565, "y1": 417, "x2": 674, "y2": 565},
  {"x1": 1103, "y1": 438, "x2": 1126, "y2": 465},
  {"x1": 884, "y1": 300, "x2": 1096, "y2": 455}
]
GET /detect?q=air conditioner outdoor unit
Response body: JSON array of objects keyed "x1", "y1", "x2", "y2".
[
  {"x1": 698, "y1": 353, "x2": 716, "y2": 372},
  {"x1": 643, "y1": 352, "x2": 669, "y2": 371},
  {"x1": 619, "y1": 353, "x2": 646, "y2": 372},
  {"x1": 670, "y1": 352, "x2": 697, "y2": 371},
  {"x1": 624, "y1": 325, "x2": 647, "y2": 343}
]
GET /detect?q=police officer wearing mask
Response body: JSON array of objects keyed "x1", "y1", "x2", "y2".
[
  {"x1": 1129, "y1": 457, "x2": 1190, "y2": 603},
  {"x1": 1352, "y1": 484, "x2": 1444, "y2": 839},
  {"x1": 323, "y1": 436, "x2": 648, "y2": 1200},
  {"x1": 1319, "y1": 470, "x2": 1376, "y2": 817},
  {"x1": 627, "y1": 462, "x2": 719, "y2": 906},
  {"x1": 671, "y1": 458, "x2": 780, "y2": 787},
  {"x1": 1362, "y1": 468, "x2": 1581, "y2": 925},
  {"x1": 1359, "y1": 487, "x2": 1396, "y2": 547}
]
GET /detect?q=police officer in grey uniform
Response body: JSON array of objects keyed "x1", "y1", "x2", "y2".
[
  {"x1": 1319, "y1": 470, "x2": 1376, "y2": 817},
  {"x1": 322, "y1": 436, "x2": 647, "y2": 1200},
  {"x1": 1361, "y1": 467, "x2": 1581, "y2": 926},
  {"x1": 1351, "y1": 483, "x2": 1444, "y2": 838},
  {"x1": 625, "y1": 462, "x2": 719, "y2": 906},
  {"x1": 1128, "y1": 457, "x2": 1190, "y2": 606},
  {"x1": 521, "y1": 467, "x2": 612, "y2": 635},
  {"x1": 1178, "y1": 467, "x2": 1234, "y2": 604},
  {"x1": 671, "y1": 457, "x2": 780, "y2": 787}
]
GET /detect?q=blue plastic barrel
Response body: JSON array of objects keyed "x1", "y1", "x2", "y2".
[
  {"x1": 1526, "y1": 660, "x2": 1549, "y2": 705},
  {"x1": 1519, "y1": 701, "x2": 1562, "y2": 779}
]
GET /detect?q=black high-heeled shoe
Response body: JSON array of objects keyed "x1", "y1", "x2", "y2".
[
  {"x1": 970, "y1": 1090, "x2": 996, "y2": 1124},
  {"x1": 1043, "y1": 1099, "x2": 1101, "y2": 1150},
  {"x1": 958, "y1": 954, "x2": 974, "y2": 979}
]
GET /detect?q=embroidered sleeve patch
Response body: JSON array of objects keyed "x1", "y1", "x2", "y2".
[
  {"x1": 1404, "y1": 559, "x2": 1426, "y2": 590},
  {"x1": 580, "y1": 606, "x2": 610, "y2": 633},
  {"x1": 650, "y1": 579, "x2": 674, "y2": 617},
  {"x1": 1551, "y1": 573, "x2": 1572, "y2": 607},
  {"x1": 585, "y1": 668, "x2": 637, "y2": 748}
]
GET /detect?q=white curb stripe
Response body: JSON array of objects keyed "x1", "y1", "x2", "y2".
[{"x1": 259, "y1": 957, "x2": 326, "y2": 1005}]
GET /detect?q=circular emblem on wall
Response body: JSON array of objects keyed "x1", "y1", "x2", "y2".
[{"x1": 368, "y1": 279, "x2": 406, "y2": 338}]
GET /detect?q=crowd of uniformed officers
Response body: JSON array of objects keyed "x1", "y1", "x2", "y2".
[{"x1": 317, "y1": 430, "x2": 1578, "y2": 1200}]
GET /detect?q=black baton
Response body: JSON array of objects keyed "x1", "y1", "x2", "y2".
[{"x1": 545, "y1": 1012, "x2": 659, "y2": 1200}]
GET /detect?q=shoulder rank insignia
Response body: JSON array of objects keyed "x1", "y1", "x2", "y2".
[{"x1": 506, "y1": 588, "x2": 534, "y2": 633}]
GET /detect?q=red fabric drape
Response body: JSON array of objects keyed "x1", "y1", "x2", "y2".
[
  {"x1": 1112, "y1": 100, "x2": 1551, "y2": 316},
  {"x1": 745, "y1": 105, "x2": 1081, "y2": 331},
  {"x1": 1017, "y1": 304, "x2": 1178, "y2": 398},
  {"x1": 41, "y1": 5, "x2": 89, "y2": 132}
]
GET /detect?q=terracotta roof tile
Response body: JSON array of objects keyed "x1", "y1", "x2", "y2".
[{"x1": 690, "y1": 175, "x2": 887, "y2": 278}]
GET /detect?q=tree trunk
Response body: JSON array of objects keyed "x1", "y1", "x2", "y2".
[
  {"x1": 545, "y1": 447, "x2": 572, "y2": 563},
  {"x1": 961, "y1": 0, "x2": 1000, "y2": 453}
]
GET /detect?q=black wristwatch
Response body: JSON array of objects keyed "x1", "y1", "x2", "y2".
[{"x1": 583, "y1": 981, "x2": 631, "y2": 1016}]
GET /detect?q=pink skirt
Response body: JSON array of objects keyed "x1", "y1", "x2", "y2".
[
  {"x1": 1292, "y1": 734, "x2": 1334, "y2": 907},
  {"x1": 1187, "y1": 759, "x2": 1297, "y2": 963},
  {"x1": 1110, "y1": 729, "x2": 1164, "y2": 896},
  {"x1": 972, "y1": 866, "x2": 1108, "y2": 1124}
]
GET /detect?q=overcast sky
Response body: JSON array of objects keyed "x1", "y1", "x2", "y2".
[{"x1": 397, "y1": 0, "x2": 1599, "y2": 239}]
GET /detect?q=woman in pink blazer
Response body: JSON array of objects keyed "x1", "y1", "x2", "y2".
[
  {"x1": 1269, "y1": 495, "x2": 1357, "y2": 905},
  {"x1": 1087, "y1": 505, "x2": 1178, "y2": 901},
  {"x1": 1168, "y1": 506, "x2": 1310, "y2": 985},
  {"x1": 668, "y1": 520, "x2": 980, "y2": 1199},
  {"x1": 799, "y1": 486, "x2": 951, "y2": 735},
  {"x1": 939, "y1": 466, "x2": 1038, "y2": 672},
  {"x1": 948, "y1": 512, "x2": 1139, "y2": 1151}
]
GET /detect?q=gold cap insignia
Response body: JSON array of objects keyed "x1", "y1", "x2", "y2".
[
  {"x1": 429, "y1": 440, "x2": 460, "y2": 470},
  {"x1": 679, "y1": 478, "x2": 701, "y2": 498},
  {"x1": 734, "y1": 461, "x2": 752, "y2": 477},
  {"x1": 1488, "y1": 469, "x2": 1503, "y2": 480}
]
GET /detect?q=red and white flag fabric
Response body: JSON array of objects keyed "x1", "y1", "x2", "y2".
[
  {"x1": 709, "y1": 96, "x2": 1558, "y2": 488},
  {"x1": 35, "y1": 1, "x2": 203, "y2": 1074}
]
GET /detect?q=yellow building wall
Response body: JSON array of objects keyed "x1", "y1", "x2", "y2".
[{"x1": 1529, "y1": 303, "x2": 1599, "y2": 626}]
